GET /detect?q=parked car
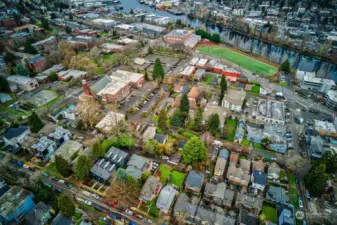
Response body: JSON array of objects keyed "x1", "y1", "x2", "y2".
[
  {"x1": 51, "y1": 176, "x2": 58, "y2": 181},
  {"x1": 84, "y1": 200, "x2": 92, "y2": 206},
  {"x1": 145, "y1": 219, "x2": 153, "y2": 224},
  {"x1": 92, "y1": 194, "x2": 100, "y2": 199},
  {"x1": 94, "y1": 205, "x2": 103, "y2": 211},
  {"x1": 45, "y1": 183, "x2": 53, "y2": 188},
  {"x1": 23, "y1": 164, "x2": 29, "y2": 169},
  {"x1": 107, "y1": 201, "x2": 117, "y2": 207},
  {"x1": 56, "y1": 188, "x2": 62, "y2": 192},
  {"x1": 42, "y1": 172, "x2": 49, "y2": 177},
  {"x1": 305, "y1": 192, "x2": 311, "y2": 200},
  {"x1": 65, "y1": 182, "x2": 73, "y2": 188},
  {"x1": 129, "y1": 222, "x2": 136, "y2": 225},
  {"x1": 125, "y1": 210, "x2": 133, "y2": 216},
  {"x1": 58, "y1": 180, "x2": 65, "y2": 184},
  {"x1": 0, "y1": 154, "x2": 5, "y2": 159},
  {"x1": 299, "y1": 197, "x2": 304, "y2": 208},
  {"x1": 109, "y1": 213, "x2": 121, "y2": 219},
  {"x1": 28, "y1": 167, "x2": 36, "y2": 172}
]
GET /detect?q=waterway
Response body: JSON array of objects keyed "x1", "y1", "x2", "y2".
[{"x1": 119, "y1": 0, "x2": 337, "y2": 81}]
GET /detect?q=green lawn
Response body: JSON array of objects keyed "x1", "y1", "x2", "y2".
[
  {"x1": 251, "y1": 84, "x2": 260, "y2": 93},
  {"x1": 151, "y1": 115, "x2": 158, "y2": 123},
  {"x1": 253, "y1": 143, "x2": 265, "y2": 151},
  {"x1": 206, "y1": 74, "x2": 214, "y2": 84},
  {"x1": 225, "y1": 119, "x2": 237, "y2": 141},
  {"x1": 280, "y1": 170, "x2": 286, "y2": 181},
  {"x1": 45, "y1": 162, "x2": 62, "y2": 177},
  {"x1": 288, "y1": 186, "x2": 299, "y2": 208},
  {"x1": 0, "y1": 106, "x2": 28, "y2": 117},
  {"x1": 96, "y1": 68, "x2": 104, "y2": 75},
  {"x1": 158, "y1": 164, "x2": 172, "y2": 184},
  {"x1": 169, "y1": 171, "x2": 186, "y2": 188},
  {"x1": 288, "y1": 171, "x2": 296, "y2": 185},
  {"x1": 260, "y1": 203, "x2": 277, "y2": 223},
  {"x1": 242, "y1": 139, "x2": 250, "y2": 146},
  {"x1": 103, "y1": 54, "x2": 118, "y2": 66},
  {"x1": 197, "y1": 45, "x2": 278, "y2": 76}
]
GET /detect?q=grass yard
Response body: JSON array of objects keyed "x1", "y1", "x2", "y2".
[
  {"x1": 96, "y1": 68, "x2": 104, "y2": 75},
  {"x1": 288, "y1": 171, "x2": 296, "y2": 185},
  {"x1": 45, "y1": 162, "x2": 62, "y2": 177},
  {"x1": 205, "y1": 74, "x2": 214, "y2": 84},
  {"x1": 253, "y1": 143, "x2": 265, "y2": 151},
  {"x1": 169, "y1": 171, "x2": 186, "y2": 189},
  {"x1": 242, "y1": 139, "x2": 250, "y2": 146},
  {"x1": 151, "y1": 115, "x2": 158, "y2": 123},
  {"x1": 225, "y1": 119, "x2": 237, "y2": 141},
  {"x1": 288, "y1": 186, "x2": 299, "y2": 208},
  {"x1": 251, "y1": 84, "x2": 260, "y2": 93},
  {"x1": 280, "y1": 170, "x2": 286, "y2": 181},
  {"x1": 0, "y1": 106, "x2": 28, "y2": 118},
  {"x1": 103, "y1": 54, "x2": 118, "y2": 66},
  {"x1": 260, "y1": 203, "x2": 277, "y2": 223},
  {"x1": 158, "y1": 164, "x2": 172, "y2": 184},
  {"x1": 197, "y1": 45, "x2": 278, "y2": 76}
]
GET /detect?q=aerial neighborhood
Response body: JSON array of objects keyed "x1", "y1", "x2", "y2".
[{"x1": 0, "y1": 0, "x2": 337, "y2": 225}]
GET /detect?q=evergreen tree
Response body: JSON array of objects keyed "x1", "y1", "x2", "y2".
[
  {"x1": 182, "y1": 137, "x2": 207, "y2": 165},
  {"x1": 49, "y1": 71, "x2": 58, "y2": 81},
  {"x1": 157, "y1": 109, "x2": 168, "y2": 132},
  {"x1": 41, "y1": 18, "x2": 49, "y2": 29},
  {"x1": 303, "y1": 164, "x2": 328, "y2": 197},
  {"x1": 76, "y1": 119, "x2": 85, "y2": 130},
  {"x1": 179, "y1": 93, "x2": 190, "y2": 114},
  {"x1": 74, "y1": 155, "x2": 92, "y2": 180},
  {"x1": 55, "y1": 155, "x2": 72, "y2": 177},
  {"x1": 57, "y1": 194, "x2": 75, "y2": 218},
  {"x1": 144, "y1": 70, "x2": 149, "y2": 81},
  {"x1": 144, "y1": 139, "x2": 159, "y2": 156},
  {"x1": 4, "y1": 52, "x2": 16, "y2": 65},
  {"x1": 211, "y1": 34, "x2": 220, "y2": 43},
  {"x1": 24, "y1": 41, "x2": 38, "y2": 54},
  {"x1": 0, "y1": 76, "x2": 9, "y2": 92},
  {"x1": 152, "y1": 58, "x2": 164, "y2": 82},
  {"x1": 193, "y1": 108, "x2": 203, "y2": 132},
  {"x1": 16, "y1": 64, "x2": 29, "y2": 76},
  {"x1": 219, "y1": 76, "x2": 227, "y2": 106},
  {"x1": 170, "y1": 110, "x2": 183, "y2": 127},
  {"x1": 91, "y1": 142, "x2": 105, "y2": 161},
  {"x1": 207, "y1": 113, "x2": 220, "y2": 135},
  {"x1": 148, "y1": 46, "x2": 153, "y2": 54},
  {"x1": 280, "y1": 59, "x2": 290, "y2": 73},
  {"x1": 28, "y1": 112, "x2": 44, "y2": 133}
]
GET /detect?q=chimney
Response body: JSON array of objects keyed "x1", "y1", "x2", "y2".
[{"x1": 82, "y1": 80, "x2": 90, "y2": 96}]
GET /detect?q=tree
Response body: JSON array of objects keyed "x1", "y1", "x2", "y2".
[
  {"x1": 152, "y1": 58, "x2": 165, "y2": 82},
  {"x1": 69, "y1": 55, "x2": 98, "y2": 77},
  {"x1": 51, "y1": 13, "x2": 57, "y2": 19},
  {"x1": 65, "y1": 27, "x2": 72, "y2": 34},
  {"x1": 164, "y1": 139, "x2": 178, "y2": 155},
  {"x1": 219, "y1": 76, "x2": 227, "y2": 106},
  {"x1": 40, "y1": 18, "x2": 49, "y2": 29},
  {"x1": 24, "y1": 41, "x2": 38, "y2": 54},
  {"x1": 4, "y1": 52, "x2": 16, "y2": 65},
  {"x1": 144, "y1": 139, "x2": 159, "y2": 156},
  {"x1": 76, "y1": 119, "x2": 85, "y2": 130},
  {"x1": 46, "y1": 50, "x2": 62, "y2": 67},
  {"x1": 49, "y1": 71, "x2": 58, "y2": 81},
  {"x1": 211, "y1": 34, "x2": 220, "y2": 43},
  {"x1": 304, "y1": 164, "x2": 328, "y2": 197},
  {"x1": 148, "y1": 46, "x2": 153, "y2": 54},
  {"x1": 55, "y1": 155, "x2": 72, "y2": 177},
  {"x1": 130, "y1": 9, "x2": 134, "y2": 14},
  {"x1": 33, "y1": 180, "x2": 54, "y2": 203},
  {"x1": 179, "y1": 93, "x2": 190, "y2": 114},
  {"x1": 261, "y1": 138, "x2": 272, "y2": 148},
  {"x1": 16, "y1": 64, "x2": 29, "y2": 76},
  {"x1": 0, "y1": 76, "x2": 9, "y2": 92},
  {"x1": 140, "y1": 15, "x2": 145, "y2": 22},
  {"x1": 170, "y1": 110, "x2": 183, "y2": 127},
  {"x1": 144, "y1": 70, "x2": 149, "y2": 81},
  {"x1": 182, "y1": 137, "x2": 207, "y2": 165},
  {"x1": 91, "y1": 142, "x2": 105, "y2": 161},
  {"x1": 89, "y1": 46, "x2": 100, "y2": 60},
  {"x1": 317, "y1": 152, "x2": 337, "y2": 174},
  {"x1": 193, "y1": 108, "x2": 203, "y2": 132},
  {"x1": 69, "y1": 13, "x2": 73, "y2": 20},
  {"x1": 140, "y1": 170, "x2": 151, "y2": 185},
  {"x1": 207, "y1": 113, "x2": 220, "y2": 136},
  {"x1": 58, "y1": 41, "x2": 76, "y2": 67},
  {"x1": 74, "y1": 155, "x2": 92, "y2": 180},
  {"x1": 58, "y1": 194, "x2": 75, "y2": 218},
  {"x1": 280, "y1": 59, "x2": 290, "y2": 73},
  {"x1": 158, "y1": 110, "x2": 168, "y2": 132},
  {"x1": 195, "y1": 29, "x2": 211, "y2": 39},
  {"x1": 28, "y1": 112, "x2": 44, "y2": 133},
  {"x1": 116, "y1": 168, "x2": 128, "y2": 180},
  {"x1": 175, "y1": 19, "x2": 182, "y2": 27}
]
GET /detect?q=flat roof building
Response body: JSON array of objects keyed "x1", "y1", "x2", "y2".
[
  {"x1": 95, "y1": 111, "x2": 125, "y2": 133},
  {"x1": 222, "y1": 88, "x2": 246, "y2": 112},
  {"x1": 255, "y1": 99, "x2": 285, "y2": 125},
  {"x1": 51, "y1": 140, "x2": 82, "y2": 162},
  {"x1": 300, "y1": 72, "x2": 335, "y2": 93},
  {"x1": 314, "y1": 120, "x2": 337, "y2": 136},
  {"x1": 92, "y1": 18, "x2": 117, "y2": 27},
  {"x1": 324, "y1": 90, "x2": 337, "y2": 109},
  {"x1": 164, "y1": 29, "x2": 193, "y2": 44}
]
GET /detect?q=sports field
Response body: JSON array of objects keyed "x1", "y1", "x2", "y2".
[{"x1": 197, "y1": 45, "x2": 278, "y2": 76}]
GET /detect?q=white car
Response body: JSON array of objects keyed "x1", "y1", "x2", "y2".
[
  {"x1": 125, "y1": 210, "x2": 133, "y2": 215},
  {"x1": 146, "y1": 219, "x2": 153, "y2": 224},
  {"x1": 84, "y1": 200, "x2": 92, "y2": 206},
  {"x1": 23, "y1": 164, "x2": 29, "y2": 169},
  {"x1": 58, "y1": 180, "x2": 65, "y2": 184},
  {"x1": 299, "y1": 198, "x2": 304, "y2": 208},
  {"x1": 92, "y1": 194, "x2": 100, "y2": 199}
]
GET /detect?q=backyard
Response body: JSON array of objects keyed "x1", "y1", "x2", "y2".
[
  {"x1": 260, "y1": 203, "x2": 277, "y2": 223},
  {"x1": 224, "y1": 119, "x2": 237, "y2": 141},
  {"x1": 169, "y1": 171, "x2": 186, "y2": 189},
  {"x1": 158, "y1": 164, "x2": 172, "y2": 184},
  {"x1": 197, "y1": 45, "x2": 278, "y2": 76}
]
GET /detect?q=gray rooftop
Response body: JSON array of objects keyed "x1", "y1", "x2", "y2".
[
  {"x1": 267, "y1": 186, "x2": 289, "y2": 204},
  {"x1": 126, "y1": 154, "x2": 151, "y2": 179},
  {"x1": 218, "y1": 149, "x2": 229, "y2": 159},
  {"x1": 0, "y1": 186, "x2": 33, "y2": 217},
  {"x1": 256, "y1": 99, "x2": 285, "y2": 122},
  {"x1": 165, "y1": 29, "x2": 191, "y2": 39},
  {"x1": 156, "y1": 185, "x2": 178, "y2": 212},
  {"x1": 186, "y1": 170, "x2": 204, "y2": 189},
  {"x1": 25, "y1": 202, "x2": 50, "y2": 225},
  {"x1": 90, "y1": 76, "x2": 112, "y2": 93},
  {"x1": 174, "y1": 193, "x2": 199, "y2": 216},
  {"x1": 252, "y1": 170, "x2": 268, "y2": 186}
]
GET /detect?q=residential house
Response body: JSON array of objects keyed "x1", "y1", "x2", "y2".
[
  {"x1": 31, "y1": 136, "x2": 58, "y2": 160},
  {"x1": 240, "y1": 159, "x2": 251, "y2": 173},
  {"x1": 192, "y1": 206, "x2": 236, "y2": 225},
  {"x1": 212, "y1": 182, "x2": 228, "y2": 206},
  {"x1": 214, "y1": 158, "x2": 227, "y2": 179},
  {"x1": 154, "y1": 133, "x2": 167, "y2": 144},
  {"x1": 268, "y1": 162, "x2": 281, "y2": 180},
  {"x1": 267, "y1": 186, "x2": 289, "y2": 204},
  {"x1": 48, "y1": 126, "x2": 72, "y2": 146},
  {"x1": 50, "y1": 140, "x2": 82, "y2": 162},
  {"x1": 51, "y1": 213, "x2": 73, "y2": 225},
  {"x1": 229, "y1": 152, "x2": 239, "y2": 165},
  {"x1": 278, "y1": 205, "x2": 295, "y2": 225},
  {"x1": 174, "y1": 84, "x2": 183, "y2": 93},
  {"x1": 173, "y1": 193, "x2": 199, "y2": 220},
  {"x1": 90, "y1": 147, "x2": 129, "y2": 184},
  {"x1": 156, "y1": 185, "x2": 178, "y2": 213},
  {"x1": 204, "y1": 182, "x2": 217, "y2": 201},
  {"x1": 194, "y1": 69, "x2": 205, "y2": 81},
  {"x1": 27, "y1": 55, "x2": 47, "y2": 73},
  {"x1": 223, "y1": 189, "x2": 235, "y2": 208},
  {"x1": 238, "y1": 208, "x2": 259, "y2": 225},
  {"x1": 219, "y1": 148, "x2": 229, "y2": 159},
  {"x1": 24, "y1": 202, "x2": 51, "y2": 225},
  {"x1": 139, "y1": 176, "x2": 162, "y2": 202},
  {"x1": 185, "y1": 170, "x2": 204, "y2": 194},
  {"x1": 0, "y1": 186, "x2": 36, "y2": 223},
  {"x1": 95, "y1": 111, "x2": 125, "y2": 133},
  {"x1": 142, "y1": 126, "x2": 156, "y2": 141},
  {"x1": 178, "y1": 140, "x2": 186, "y2": 150},
  {"x1": 234, "y1": 119, "x2": 246, "y2": 143},
  {"x1": 167, "y1": 154, "x2": 181, "y2": 165},
  {"x1": 251, "y1": 170, "x2": 268, "y2": 191},
  {"x1": 100, "y1": 43, "x2": 124, "y2": 53},
  {"x1": 32, "y1": 36, "x2": 57, "y2": 53},
  {"x1": 0, "y1": 179, "x2": 10, "y2": 198},
  {"x1": 3, "y1": 126, "x2": 30, "y2": 147},
  {"x1": 235, "y1": 192, "x2": 263, "y2": 214},
  {"x1": 7, "y1": 75, "x2": 39, "y2": 92},
  {"x1": 227, "y1": 165, "x2": 250, "y2": 189},
  {"x1": 181, "y1": 65, "x2": 195, "y2": 80},
  {"x1": 252, "y1": 159, "x2": 265, "y2": 172},
  {"x1": 126, "y1": 154, "x2": 152, "y2": 179},
  {"x1": 222, "y1": 88, "x2": 246, "y2": 112},
  {"x1": 57, "y1": 69, "x2": 87, "y2": 81}
]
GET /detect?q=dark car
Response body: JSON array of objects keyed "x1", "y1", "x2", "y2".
[
  {"x1": 94, "y1": 205, "x2": 103, "y2": 211},
  {"x1": 28, "y1": 167, "x2": 36, "y2": 172},
  {"x1": 309, "y1": 108, "x2": 319, "y2": 114},
  {"x1": 51, "y1": 176, "x2": 58, "y2": 181}
]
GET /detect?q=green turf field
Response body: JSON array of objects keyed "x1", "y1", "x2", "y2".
[{"x1": 197, "y1": 45, "x2": 278, "y2": 76}]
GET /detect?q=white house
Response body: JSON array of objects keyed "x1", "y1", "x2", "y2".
[
  {"x1": 31, "y1": 136, "x2": 58, "y2": 160},
  {"x1": 7, "y1": 75, "x2": 39, "y2": 92},
  {"x1": 222, "y1": 88, "x2": 246, "y2": 112},
  {"x1": 268, "y1": 162, "x2": 281, "y2": 180},
  {"x1": 3, "y1": 126, "x2": 31, "y2": 147},
  {"x1": 156, "y1": 185, "x2": 178, "y2": 213}
]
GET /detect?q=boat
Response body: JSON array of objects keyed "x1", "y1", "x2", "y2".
[{"x1": 139, "y1": 0, "x2": 145, "y2": 3}]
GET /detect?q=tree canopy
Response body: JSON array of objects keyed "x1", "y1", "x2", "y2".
[
  {"x1": 55, "y1": 155, "x2": 72, "y2": 177},
  {"x1": 170, "y1": 109, "x2": 183, "y2": 127},
  {"x1": 182, "y1": 137, "x2": 207, "y2": 165},
  {"x1": 74, "y1": 155, "x2": 92, "y2": 180},
  {"x1": 24, "y1": 41, "x2": 38, "y2": 54},
  {"x1": 4, "y1": 52, "x2": 16, "y2": 65},
  {"x1": 303, "y1": 164, "x2": 328, "y2": 197},
  {"x1": 28, "y1": 112, "x2": 44, "y2": 133},
  {"x1": 207, "y1": 113, "x2": 220, "y2": 135},
  {"x1": 57, "y1": 194, "x2": 75, "y2": 218},
  {"x1": 0, "y1": 76, "x2": 9, "y2": 92},
  {"x1": 91, "y1": 142, "x2": 105, "y2": 161},
  {"x1": 49, "y1": 71, "x2": 58, "y2": 81},
  {"x1": 219, "y1": 76, "x2": 227, "y2": 105},
  {"x1": 180, "y1": 93, "x2": 190, "y2": 114},
  {"x1": 280, "y1": 59, "x2": 290, "y2": 73},
  {"x1": 152, "y1": 58, "x2": 165, "y2": 82},
  {"x1": 193, "y1": 108, "x2": 203, "y2": 132},
  {"x1": 157, "y1": 109, "x2": 168, "y2": 132},
  {"x1": 144, "y1": 139, "x2": 159, "y2": 156},
  {"x1": 16, "y1": 64, "x2": 29, "y2": 76},
  {"x1": 316, "y1": 152, "x2": 337, "y2": 174}
]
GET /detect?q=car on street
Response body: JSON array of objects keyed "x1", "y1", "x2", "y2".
[
  {"x1": 125, "y1": 210, "x2": 133, "y2": 215},
  {"x1": 92, "y1": 194, "x2": 100, "y2": 199},
  {"x1": 45, "y1": 183, "x2": 53, "y2": 188},
  {"x1": 28, "y1": 167, "x2": 36, "y2": 171},
  {"x1": 58, "y1": 180, "x2": 65, "y2": 184},
  {"x1": 51, "y1": 176, "x2": 58, "y2": 181},
  {"x1": 145, "y1": 218, "x2": 153, "y2": 224},
  {"x1": 129, "y1": 222, "x2": 136, "y2": 225},
  {"x1": 109, "y1": 213, "x2": 121, "y2": 219},
  {"x1": 56, "y1": 188, "x2": 62, "y2": 192},
  {"x1": 309, "y1": 108, "x2": 319, "y2": 114},
  {"x1": 305, "y1": 192, "x2": 311, "y2": 199},
  {"x1": 299, "y1": 197, "x2": 304, "y2": 208},
  {"x1": 42, "y1": 172, "x2": 49, "y2": 177},
  {"x1": 94, "y1": 205, "x2": 103, "y2": 211},
  {"x1": 23, "y1": 164, "x2": 29, "y2": 169},
  {"x1": 84, "y1": 200, "x2": 92, "y2": 206},
  {"x1": 65, "y1": 182, "x2": 73, "y2": 187}
]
